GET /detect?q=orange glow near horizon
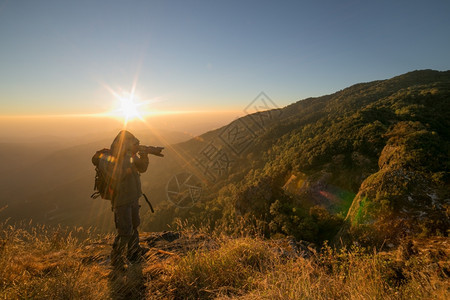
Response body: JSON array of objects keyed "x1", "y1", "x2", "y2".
[
  {"x1": 0, "y1": 109, "x2": 242, "y2": 120},
  {"x1": 0, "y1": 80, "x2": 243, "y2": 140},
  {"x1": 0, "y1": 109, "x2": 242, "y2": 144}
]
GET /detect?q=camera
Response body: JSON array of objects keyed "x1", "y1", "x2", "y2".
[{"x1": 138, "y1": 145, "x2": 164, "y2": 157}]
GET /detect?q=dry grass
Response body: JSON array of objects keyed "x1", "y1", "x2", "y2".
[
  {"x1": 1, "y1": 221, "x2": 448, "y2": 299},
  {"x1": 235, "y1": 243, "x2": 449, "y2": 300},
  {"x1": 0, "y1": 221, "x2": 111, "y2": 300},
  {"x1": 145, "y1": 236, "x2": 276, "y2": 299}
]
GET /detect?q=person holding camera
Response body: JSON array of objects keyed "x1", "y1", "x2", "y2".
[{"x1": 97, "y1": 130, "x2": 152, "y2": 271}]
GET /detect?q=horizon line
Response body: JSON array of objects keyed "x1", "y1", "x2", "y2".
[{"x1": 0, "y1": 109, "x2": 244, "y2": 119}]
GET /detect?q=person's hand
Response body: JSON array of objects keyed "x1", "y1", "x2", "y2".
[{"x1": 138, "y1": 150, "x2": 149, "y2": 157}]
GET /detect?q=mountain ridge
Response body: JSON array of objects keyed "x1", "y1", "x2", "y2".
[{"x1": 144, "y1": 69, "x2": 450, "y2": 245}]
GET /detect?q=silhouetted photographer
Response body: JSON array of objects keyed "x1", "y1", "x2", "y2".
[{"x1": 91, "y1": 130, "x2": 164, "y2": 272}]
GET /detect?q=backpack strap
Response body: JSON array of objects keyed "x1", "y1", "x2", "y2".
[
  {"x1": 91, "y1": 191, "x2": 101, "y2": 199},
  {"x1": 142, "y1": 193, "x2": 155, "y2": 213}
]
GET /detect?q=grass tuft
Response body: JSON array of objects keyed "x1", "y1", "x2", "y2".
[{"x1": 145, "y1": 237, "x2": 276, "y2": 299}]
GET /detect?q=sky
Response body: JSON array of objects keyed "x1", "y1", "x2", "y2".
[{"x1": 1, "y1": 0, "x2": 450, "y2": 118}]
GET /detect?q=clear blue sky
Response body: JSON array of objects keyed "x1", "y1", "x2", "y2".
[{"x1": 1, "y1": 0, "x2": 449, "y2": 115}]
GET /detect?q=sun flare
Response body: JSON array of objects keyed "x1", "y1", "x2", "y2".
[
  {"x1": 119, "y1": 95, "x2": 141, "y2": 122},
  {"x1": 104, "y1": 85, "x2": 150, "y2": 125}
]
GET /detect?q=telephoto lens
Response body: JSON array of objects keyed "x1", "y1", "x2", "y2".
[{"x1": 138, "y1": 145, "x2": 164, "y2": 157}]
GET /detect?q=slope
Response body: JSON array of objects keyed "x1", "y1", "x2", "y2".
[{"x1": 144, "y1": 69, "x2": 450, "y2": 245}]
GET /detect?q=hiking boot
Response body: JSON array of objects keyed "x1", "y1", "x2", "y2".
[
  {"x1": 127, "y1": 247, "x2": 149, "y2": 264},
  {"x1": 112, "y1": 261, "x2": 127, "y2": 271},
  {"x1": 111, "y1": 249, "x2": 127, "y2": 272},
  {"x1": 127, "y1": 252, "x2": 145, "y2": 264},
  {"x1": 109, "y1": 265, "x2": 127, "y2": 282}
]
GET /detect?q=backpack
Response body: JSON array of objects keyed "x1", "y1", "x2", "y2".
[
  {"x1": 91, "y1": 148, "x2": 115, "y2": 200},
  {"x1": 90, "y1": 148, "x2": 155, "y2": 213}
]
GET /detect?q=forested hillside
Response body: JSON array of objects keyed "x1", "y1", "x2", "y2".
[{"x1": 143, "y1": 70, "x2": 450, "y2": 246}]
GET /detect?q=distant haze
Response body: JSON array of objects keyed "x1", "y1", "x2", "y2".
[
  {"x1": 0, "y1": 110, "x2": 242, "y2": 230},
  {"x1": 0, "y1": 111, "x2": 241, "y2": 143}
]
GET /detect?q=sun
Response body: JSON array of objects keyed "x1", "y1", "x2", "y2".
[
  {"x1": 102, "y1": 84, "x2": 158, "y2": 125},
  {"x1": 104, "y1": 87, "x2": 149, "y2": 125},
  {"x1": 119, "y1": 95, "x2": 141, "y2": 123}
]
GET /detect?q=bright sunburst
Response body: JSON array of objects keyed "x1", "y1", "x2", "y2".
[
  {"x1": 103, "y1": 85, "x2": 150, "y2": 125},
  {"x1": 118, "y1": 93, "x2": 142, "y2": 123}
]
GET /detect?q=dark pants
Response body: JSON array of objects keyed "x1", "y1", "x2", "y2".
[{"x1": 111, "y1": 202, "x2": 142, "y2": 267}]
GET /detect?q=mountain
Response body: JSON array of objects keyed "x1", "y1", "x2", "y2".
[{"x1": 143, "y1": 69, "x2": 449, "y2": 246}]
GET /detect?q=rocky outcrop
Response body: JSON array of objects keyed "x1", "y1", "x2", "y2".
[{"x1": 344, "y1": 122, "x2": 449, "y2": 244}]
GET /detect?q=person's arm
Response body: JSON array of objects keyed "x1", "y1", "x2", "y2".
[{"x1": 133, "y1": 152, "x2": 149, "y2": 173}]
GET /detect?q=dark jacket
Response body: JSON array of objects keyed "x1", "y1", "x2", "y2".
[{"x1": 99, "y1": 152, "x2": 149, "y2": 208}]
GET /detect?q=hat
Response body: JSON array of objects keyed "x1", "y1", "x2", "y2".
[{"x1": 110, "y1": 130, "x2": 139, "y2": 156}]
